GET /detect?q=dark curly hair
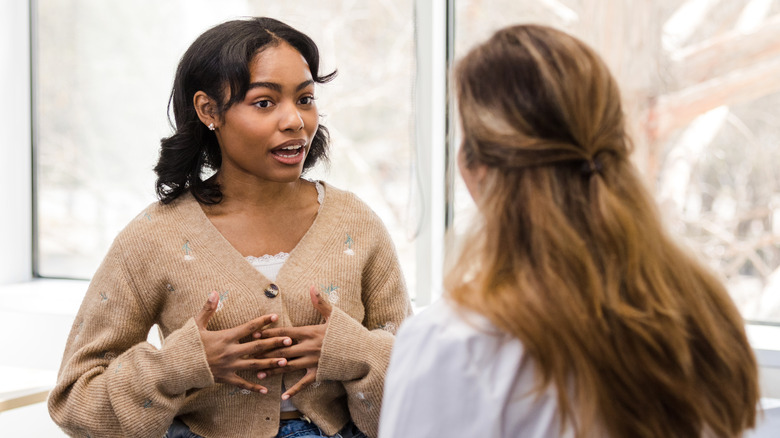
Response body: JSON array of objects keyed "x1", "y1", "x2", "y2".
[{"x1": 154, "y1": 17, "x2": 336, "y2": 204}]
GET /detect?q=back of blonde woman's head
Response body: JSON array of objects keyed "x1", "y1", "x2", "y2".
[{"x1": 449, "y1": 24, "x2": 758, "y2": 438}]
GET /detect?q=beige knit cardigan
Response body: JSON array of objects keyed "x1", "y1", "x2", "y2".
[{"x1": 48, "y1": 182, "x2": 413, "y2": 438}]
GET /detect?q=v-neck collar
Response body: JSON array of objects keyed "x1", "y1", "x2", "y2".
[{"x1": 172, "y1": 180, "x2": 338, "y2": 287}]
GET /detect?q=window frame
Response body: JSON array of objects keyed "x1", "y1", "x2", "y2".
[{"x1": 0, "y1": 0, "x2": 33, "y2": 285}]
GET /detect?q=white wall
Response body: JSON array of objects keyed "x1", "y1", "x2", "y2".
[{"x1": 0, "y1": 0, "x2": 32, "y2": 284}]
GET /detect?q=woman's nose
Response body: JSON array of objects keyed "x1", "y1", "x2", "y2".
[{"x1": 279, "y1": 103, "x2": 304, "y2": 131}]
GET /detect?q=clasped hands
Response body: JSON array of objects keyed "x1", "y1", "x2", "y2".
[{"x1": 195, "y1": 285, "x2": 331, "y2": 400}]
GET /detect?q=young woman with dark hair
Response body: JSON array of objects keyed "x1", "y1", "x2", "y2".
[
  {"x1": 380, "y1": 24, "x2": 758, "y2": 438},
  {"x1": 48, "y1": 17, "x2": 411, "y2": 438}
]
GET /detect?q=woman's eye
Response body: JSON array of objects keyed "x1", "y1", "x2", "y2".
[
  {"x1": 299, "y1": 96, "x2": 315, "y2": 105},
  {"x1": 254, "y1": 100, "x2": 273, "y2": 108}
]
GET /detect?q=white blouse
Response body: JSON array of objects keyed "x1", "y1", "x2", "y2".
[{"x1": 379, "y1": 298, "x2": 571, "y2": 438}]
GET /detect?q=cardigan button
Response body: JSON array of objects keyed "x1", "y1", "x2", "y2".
[{"x1": 264, "y1": 284, "x2": 279, "y2": 298}]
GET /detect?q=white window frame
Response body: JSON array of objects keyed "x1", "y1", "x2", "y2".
[
  {"x1": 413, "y1": 0, "x2": 451, "y2": 307},
  {"x1": 0, "y1": 0, "x2": 32, "y2": 285}
]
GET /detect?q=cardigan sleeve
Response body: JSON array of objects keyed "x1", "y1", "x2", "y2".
[
  {"x1": 47, "y1": 242, "x2": 214, "y2": 438},
  {"x1": 316, "y1": 222, "x2": 413, "y2": 437}
]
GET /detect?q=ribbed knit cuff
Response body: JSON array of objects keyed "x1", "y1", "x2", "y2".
[
  {"x1": 318, "y1": 307, "x2": 392, "y2": 382},
  {"x1": 158, "y1": 317, "x2": 215, "y2": 394},
  {"x1": 318, "y1": 307, "x2": 369, "y2": 381}
]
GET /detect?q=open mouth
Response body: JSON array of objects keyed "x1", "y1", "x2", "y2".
[
  {"x1": 270, "y1": 141, "x2": 307, "y2": 165},
  {"x1": 272, "y1": 145, "x2": 304, "y2": 158}
]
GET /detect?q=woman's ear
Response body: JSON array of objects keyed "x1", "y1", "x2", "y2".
[
  {"x1": 193, "y1": 91, "x2": 218, "y2": 130},
  {"x1": 458, "y1": 145, "x2": 489, "y2": 202}
]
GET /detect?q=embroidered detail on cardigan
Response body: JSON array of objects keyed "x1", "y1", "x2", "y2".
[
  {"x1": 376, "y1": 321, "x2": 397, "y2": 334},
  {"x1": 320, "y1": 284, "x2": 340, "y2": 304},
  {"x1": 344, "y1": 233, "x2": 355, "y2": 255},
  {"x1": 142, "y1": 399, "x2": 152, "y2": 408},
  {"x1": 99, "y1": 292, "x2": 108, "y2": 302},
  {"x1": 166, "y1": 283, "x2": 175, "y2": 292},
  {"x1": 74, "y1": 321, "x2": 84, "y2": 342},
  {"x1": 102, "y1": 351, "x2": 117, "y2": 361},
  {"x1": 183, "y1": 240, "x2": 194, "y2": 261},
  {"x1": 228, "y1": 386, "x2": 251, "y2": 396},
  {"x1": 354, "y1": 391, "x2": 373, "y2": 410},
  {"x1": 216, "y1": 291, "x2": 229, "y2": 312}
]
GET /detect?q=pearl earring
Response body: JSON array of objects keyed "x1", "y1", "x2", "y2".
[{"x1": 208, "y1": 123, "x2": 215, "y2": 131}]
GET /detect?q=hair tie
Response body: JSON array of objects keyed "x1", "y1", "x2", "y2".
[{"x1": 580, "y1": 156, "x2": 603, "y2": 177}]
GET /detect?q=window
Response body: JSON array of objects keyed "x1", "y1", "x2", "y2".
[{"x1": 453, "y1": 0, "x2": 780, "y2": 323}]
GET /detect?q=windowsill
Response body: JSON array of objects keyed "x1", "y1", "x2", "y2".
[
  {"x1": 0, "y1": 278, "x2": 88, "y2": 310},
  {"x1": 747, "y1": 324, "x2": 780, "y2": 369}
]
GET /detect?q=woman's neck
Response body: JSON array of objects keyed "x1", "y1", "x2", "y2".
[{"x1": 210, "y1": 174, "x2": 310, "y2": 214}]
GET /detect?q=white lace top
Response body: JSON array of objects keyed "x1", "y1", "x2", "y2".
[{"x1": 245, "y1": 180, "x2": 324, "y2": 412}]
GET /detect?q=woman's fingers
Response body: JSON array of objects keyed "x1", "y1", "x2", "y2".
[
  {"x1": 258, "y1": 326, "x2": 298, "y2": 340},
  {"x1": 260, "y1": 324, "x2": 323, "y2": 341},
  {"x1": 254, "y1": 337, "x2": 323, "y2": 359},
  {"x1": 238, "y1": 335, "x2": 292, "y2": 361},
  {"x1": 257, "y1": 356, "x2": 318, "y2": 378},
  {"x1": 215, "y1": 358, "x2": 289, "y2": 393},
  {"x1": 309, "y1": 285, "x2": 332, "y2": 321},
  {"x1": 232, "y1": 314, "x2": 279, "y2": 342},
  {"x1": 281, "y1": 370, "x2": 317, "y2": 400},
  {"x1": 246, "y1": 336, "x2": 292, "y2": 355},
  {"x1": 196, "y1": 305, "x2": 286, "y2": 393},
  {"x1": 237, "y1": 357, "x2": 288, "y2": 371},
  {"x1": 221, "y1": 374, "x2": 269, "y2": 394},
  {"x1": 195, "y1": 291, "x2": 219, "y2": 329}
]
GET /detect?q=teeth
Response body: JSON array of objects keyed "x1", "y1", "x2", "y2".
[{"x1": 281, "y1": 145, "x2": 301, "y2": 150}]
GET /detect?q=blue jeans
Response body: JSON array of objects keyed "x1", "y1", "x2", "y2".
[{"x1": 164, "y1": 417, "x2": 368, "y2": 438}]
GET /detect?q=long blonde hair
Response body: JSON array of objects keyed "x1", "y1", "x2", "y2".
[{"x1": 449, "y1": 24, "x2": 759, "y2": 438}]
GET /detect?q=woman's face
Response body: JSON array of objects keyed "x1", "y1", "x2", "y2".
[{"x1": 215, "y1": 42, "x2": 318, "y2": 184}]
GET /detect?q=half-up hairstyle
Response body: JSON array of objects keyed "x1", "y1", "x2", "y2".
[
  {"x1": 449, "y1": 24, "x2": 758, "y2": 438},
  {"x1": 154, "y1": 17, "x2": 336, "y2": 204}
]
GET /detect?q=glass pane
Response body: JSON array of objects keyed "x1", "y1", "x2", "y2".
[
  {"x1": 35, "y1": 1, "x2": 417, "y2": 299},
  {"x1": 453, "y1": 0, "x2": 780, "y2": 323}
]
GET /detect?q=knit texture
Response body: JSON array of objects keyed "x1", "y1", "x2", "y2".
[{"x1": 48, "y1": 182, "x2": 412, "y2": 438}]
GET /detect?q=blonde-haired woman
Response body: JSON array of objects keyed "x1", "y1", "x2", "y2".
[{"x1": 379, "y1": 24, "x2": 759, "y2": 438}]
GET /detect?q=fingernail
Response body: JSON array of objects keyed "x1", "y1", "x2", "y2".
[
  {"x1": 260, "y1": 388, "x2": 267, "y2": 394},
  {"x1": 270, "y1": 314, "x2": 278, "y2": 321},
  {"x1": 208, "y1": 291, "x2": 218, "y2": 303},
  {"x1": 281, "y1": 394, "x2": 290, "y2": 400},
  {"x1": 258, "y1": 372, "x2": 266, "y2": 379},
  {"x1": 278, "y1": 359, "x2": 286, "y2": 366},
  {"x1": 283, "y1": 338, "x2": 292, "y2": 346}
]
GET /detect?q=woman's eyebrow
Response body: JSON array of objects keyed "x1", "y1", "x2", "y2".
[
  {"x1": 247, "y1": 80, "x2": 314, "y2": 92},
  {"x1": 296, "y1": 80, "x2": 314, "y2": 91}
]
